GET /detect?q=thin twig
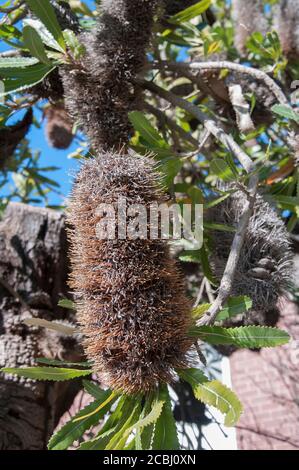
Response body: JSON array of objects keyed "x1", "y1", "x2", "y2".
[
  {"x1": 137, "y1": 78, "x2": 254, "y2": 173},
  {"x1": 151, "y1": 60, "x2": 288, "y2": 105},
  {"x1": 143, "y1": 102, "x2": 199, "y2": 148}
]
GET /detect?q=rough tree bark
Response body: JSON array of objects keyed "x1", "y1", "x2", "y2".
[{"x1": 0, "y1": 202, "x2": 82, "y2": 450}]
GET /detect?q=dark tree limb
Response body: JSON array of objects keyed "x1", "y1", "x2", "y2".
[{"x1": 0, "y1": 202, "x2": 83, "y2": 450}]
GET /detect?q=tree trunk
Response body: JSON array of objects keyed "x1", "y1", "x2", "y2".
[{"x1": 0, "y1": 202, "x2": 82, "y2": 450}]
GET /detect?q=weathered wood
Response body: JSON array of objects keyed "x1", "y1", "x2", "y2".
[{"x1": 0, "y1": 202, "x2": 82, "y2": 450}]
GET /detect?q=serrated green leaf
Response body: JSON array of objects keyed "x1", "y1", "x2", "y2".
[
  {"x1": 23, "y1": 18, "x2": 64, "y2": 53},
  {"x1": 25, "y1": 0, "x2": 66, "y2": 50},
  {"x1": 151, "y1": 385, "x2": 179, "y2": 450},
  {"x1": 271, "y1": 104, "x2": 299, "y2": 124},
  {"x1": 79, "y1": 396, "x2": 134, "y2": 450},
  {"x1": 189, "y1": 325, "x2": 290, "y2": 348},
  {"x1": 105, "y1": 399, "x2": 142, "y2": 450},
  {"x1": 83, "y1": 380, "x2": 108, "y2": 400},
  {"x1": 48, "y1": 390, "x2": 116, "y2": 450},
  {"x1": 192, "y1": 303, "x2": 211, "y2": 319},
  {"x1": 121, "y1": 393, "x2": 165, "y2": 449},
  {"x1": 1, "y1": 367, "x2": 92, "y2": 381},
  {"x1": 36, "y1": 358, "x2": 90, "y2": 368},
  {"x1": 216, "y1": 296, "x2": 252, "y2": 321},
  {"x1": 0, "y1": 64, "x2": 55, "y2": 96},
  {"x1": 210, "y1": 158, "x2": 235, "y2": 181},
  {"x1": 178, "y1": 368, "x2": 242, "y2": 426},
  {"x1": 23, "y1": 25, "x2": 52, "y2": 65},
  {"x1": 170, "y1": 0, "x2": 211, "y2": 23},
  {"x1": 0, "y1": 56, "x2": 39, "y2": 68},
  {"x1": 129, "y1": 111, "x2": 169, "y2": 149}
]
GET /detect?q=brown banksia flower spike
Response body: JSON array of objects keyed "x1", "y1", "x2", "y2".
[
  {"x1": 0, "y1": 108, "x2": 33, "y2": 170},
  {"x1": 67, "y1": 152, "x2": 193, "y2": 394},
  {"x1": 44, "y1": 104, "x2": 74, "y2": 150},
  {"x1": 209, "y1": 189, "x2": 293, "y2": 315},
  {"x1": 61, "y1": 0, "x2": 159, "y2": 152}
]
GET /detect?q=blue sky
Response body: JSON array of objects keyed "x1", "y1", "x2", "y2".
[{"x1": 0, "y1": 0, "x2": 96, "y2": 207}]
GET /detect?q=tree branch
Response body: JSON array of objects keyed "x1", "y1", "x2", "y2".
[
  {"x1": 151, "y1": 60, "x2": 288, "y2": 105},
  {"x1": 137, "y1": 78, "x2": 255, "y2": 173}
]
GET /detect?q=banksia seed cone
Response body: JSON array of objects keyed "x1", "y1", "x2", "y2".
[
  {"x1": 209, "y1": 190, "x2": 292, "y2": 315},
  {"x1": 274, "y1": 0, "x2": 299, "y2": 59},
  {"x1": 44, "y1": 104, "x2": 74, "y2": 150},
  {"x1": 0, "y1": 108, "x2": 33, "y2": 169},
  {"x1": 67, "y1": 152, "x2": 193, "y2": 394},
  {"x1": 61, "y1": 0, "x2": 159, "y2": 152},
  {"x1": 232, "y1": 0, "x2": 267, "y2": 54}
]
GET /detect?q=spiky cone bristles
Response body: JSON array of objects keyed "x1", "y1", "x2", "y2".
[
  {"x1": 44, "y1": 104, "x2": 74, "y2": 150},
  {"x1": 67, "y1": 152, "x2": 193, "y2": 394},
  {"x1": 231, "y1": 0, "x2": 267, "y2": 54},
  {"x1": 209, "y1": 190, "x2": 293, "y2": 316},
  {"x1": 61, "y1": 0, "x2": 158, "y2": 152}
]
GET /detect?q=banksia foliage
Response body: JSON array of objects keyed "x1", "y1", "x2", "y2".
[
  {"x1": 67, "y1": 152, "x2": 193, "y2": 394},
  {"x1": 209, "y1": 190, "x2": 292, "y2": 314},
  {"x1": 44, "y1": 104, "x2": 74, "y2": 150},
  {"x1": 273, "y1": 0, "x2": 299, "y2": 58},
  {"x1": 61, "y1": 0, "x2": 159, "y2": 152},
  {"x1": 231, "y1": 0, "x2": 267, "y2": 54}
]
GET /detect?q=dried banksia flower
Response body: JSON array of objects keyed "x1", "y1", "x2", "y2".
[
  {"x1": 44, "y1": 104, "x2": 74, "y2": 150},
  {"x1": 61, "y1": 0, "x2": 159, "y2": 152},
  {"x1": 273, "y1": 0, "x2": 299, "y2": 58},
  {"x1": 67, "y1": 152, "x2": 193, "y2": 394},
  {"x1": 232, "y1": 0, "x2": 267, "y2": 54},
  {"x1": 209, "y1": 190, "x2": 292, "y2": 315},
  {"x1": 0, "y1": 108, "x2": 33, "y2": 169}
]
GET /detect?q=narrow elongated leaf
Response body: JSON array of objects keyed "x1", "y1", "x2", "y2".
[
  {"x1": 1, "y1": 367, "x2": 92, "y2": 381},
  {"x1": 216, "y1": 296, "x2": 252, "y2": 321},
  {"x1": 152, "y1": 386, "x2": 179, "y2": 450},
  {"x1": 48, "y1": 390, "x2": 116, "y2": 450},
  {"x1": 23, "y1": 25, "x2": 51, "y2": 65},
  {"x1": 23, "y1": 18, "x2": 64, "y2": 52},
  {"x1": 189, "y1": 325, "x2": 290, "y2": 348},
  {"x1": 58, "y1": 298, "x2": 76, "y2": 310},
  {"x1": 24, "y1": 318, "x2": 77, "y2": 335},
  {"x1": 170, "y1": 0, "x2": 211, "y2": 23},
  {"x1": 36, "y1": 358, "x2": 90, "y2": 368},
  {"x1": 25, "y1": 0, "x2": 66, "y2": 50},
  {"x1": 192, "y1": 303, "x2": 211, "y2": 319},
  {"x1": 121, "y1": 393, "x2": 165, "y2": 448},
  {"x1": 129, "y1": 111, "x2": 169, "y2": 149},
  {"x1": 105, "y1": 399, "x2": 142, "y2": 450},
  {"x1": 83, "y1": 380, "x2": 108, "y2": 400},
  {"x1": 178, "y1": 368, "x2": 242, "y2": 426},
  {"x1": 0, "y1": 64, "x2": 55, "y2": 96},
  {"x1": 0, "y1": 56, "x2": 39, "y2": 68},
  {"x1": 271, "y1": 104, "x2": 299, "y2": 124},
  {"x1": 210, "y1": 158, "x2": 235, "y2": 181},
  {"x1": 79, "y1": 396, "x2": 134, "y2": 450}
]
